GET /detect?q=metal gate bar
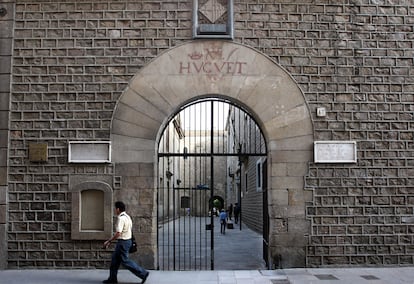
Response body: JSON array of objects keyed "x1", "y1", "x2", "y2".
[
  {"x1": 157, "y1": 156, "x2": 211, "y2": 270},
  {"x1": 157, "y1": 98, "x2": 266, "y2": 270}
]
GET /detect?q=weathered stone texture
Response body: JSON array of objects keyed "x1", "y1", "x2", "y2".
[{"x1": 5, "y1": 0, "x2": 414, "y2": 268}]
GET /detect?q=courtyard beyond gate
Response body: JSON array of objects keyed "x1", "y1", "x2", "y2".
[{"x1": 158, "y1": 217, "x2": 266, "y2": 270}]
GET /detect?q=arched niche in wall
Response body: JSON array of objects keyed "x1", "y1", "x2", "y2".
[{"x1": 70, "y1": 181, "x2": 113, "y2": 240}]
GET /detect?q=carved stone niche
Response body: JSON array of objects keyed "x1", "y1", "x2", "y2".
[{"x1": 71, "y1": 181, "x2": 113, "y2": 240}]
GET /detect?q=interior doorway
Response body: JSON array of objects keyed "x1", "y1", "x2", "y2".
[{"x1": 157, "y1": 97, "x2": 267, "y2": 270}]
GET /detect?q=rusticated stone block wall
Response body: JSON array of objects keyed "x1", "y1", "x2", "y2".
[
  {"x1": 5, "y1": 0, "x2": 414, "y2": 268},
  {"x1": 233, "y1": 1, "x2": 414, "y2": 267},
  {"x1": 0, "y1": 0, "x2": 13, "y2": 270}
]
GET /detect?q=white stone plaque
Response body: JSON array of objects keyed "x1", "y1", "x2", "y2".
[
  {"x1": 68, "y1": 141, "x2": 111, "y2": 163},
  {"x1": 314, "y1": 141, "x2": 357, "y2": 163}
]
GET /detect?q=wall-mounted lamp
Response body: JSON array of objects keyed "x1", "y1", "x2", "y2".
[
  {"x1": 0, "y1": 8, "x2": 7, "y2": 17},
  {"x1": 166, "y1": 170, "x2": 173, "y2": 180}
]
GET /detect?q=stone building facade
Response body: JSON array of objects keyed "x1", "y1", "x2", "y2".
[{"x1": 0, "y1": 0, "x2": 413, "y2": 270}]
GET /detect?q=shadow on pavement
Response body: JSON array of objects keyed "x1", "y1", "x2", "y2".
[{"x1": 213, "y1": 218, "x2": 266, "y2": 270}]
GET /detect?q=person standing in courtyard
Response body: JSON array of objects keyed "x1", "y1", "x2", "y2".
[
  {"x1": 228, "y1": 203, "x2": 233, "y2": 220},
  {"x1": 234, "y1": 203, "x2": 240, "y2": 224},
  {"x1": 103, "y1": 201, "x2": 150, "y2": 284}
]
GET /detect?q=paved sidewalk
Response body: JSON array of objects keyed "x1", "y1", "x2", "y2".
[{"x1": 1, "y1": 267, "x2": 414, "y2": 284}]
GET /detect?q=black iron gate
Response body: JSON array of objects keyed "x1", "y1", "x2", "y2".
[{"x1": 157, "y1": 98, "x2": 266, "y2": 270}]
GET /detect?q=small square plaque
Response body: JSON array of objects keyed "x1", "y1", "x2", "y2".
[
  {"x1": 314, "y1": 141, "x2": 357, "y2": 163},
  {"x1": 29, "y1": 143, "x2": 48, "y2": 162}
]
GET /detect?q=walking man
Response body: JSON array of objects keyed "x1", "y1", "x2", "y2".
[
  {"x1": 219, "y1": 209, "x2": 227, "y2": 234},
  {"x1": 103, "y1": 201, "x2": 150, "y2": 284}
]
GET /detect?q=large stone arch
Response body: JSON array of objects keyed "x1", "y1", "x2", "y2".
[{"x1": 111, "y1": 40, "x2": 313, "y2": 268}]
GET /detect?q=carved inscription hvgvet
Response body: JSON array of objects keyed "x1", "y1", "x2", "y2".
[{"x1": 179, "y1": 47, "x2": 247, "y2": 76}]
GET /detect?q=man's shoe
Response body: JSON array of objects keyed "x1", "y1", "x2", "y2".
[
  {"x1": 103, "y1": 279, "x2": 117, "y2": 284},
  {"x1": 141, "y1": 272, "x2": 150, "y2": 284}
]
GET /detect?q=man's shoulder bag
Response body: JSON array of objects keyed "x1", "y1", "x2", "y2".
[{"x1": 129, "y1": 234, "x2": 137, "y2": 253}]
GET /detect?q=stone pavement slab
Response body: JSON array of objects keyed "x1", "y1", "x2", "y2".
[
  {"x1": 0, "y1": 269, "x2": 275, "y2": 284},
  {"x1": 1, "y1": 267, "x2": 414, "y2": 284},
  {"x1": 283, "y1": 267, "x2": 414, "y2": 284}
]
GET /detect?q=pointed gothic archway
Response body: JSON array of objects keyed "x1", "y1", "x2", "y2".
[{"x1": 110, "y1": 40, "x2": 314, "y2": 269}]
